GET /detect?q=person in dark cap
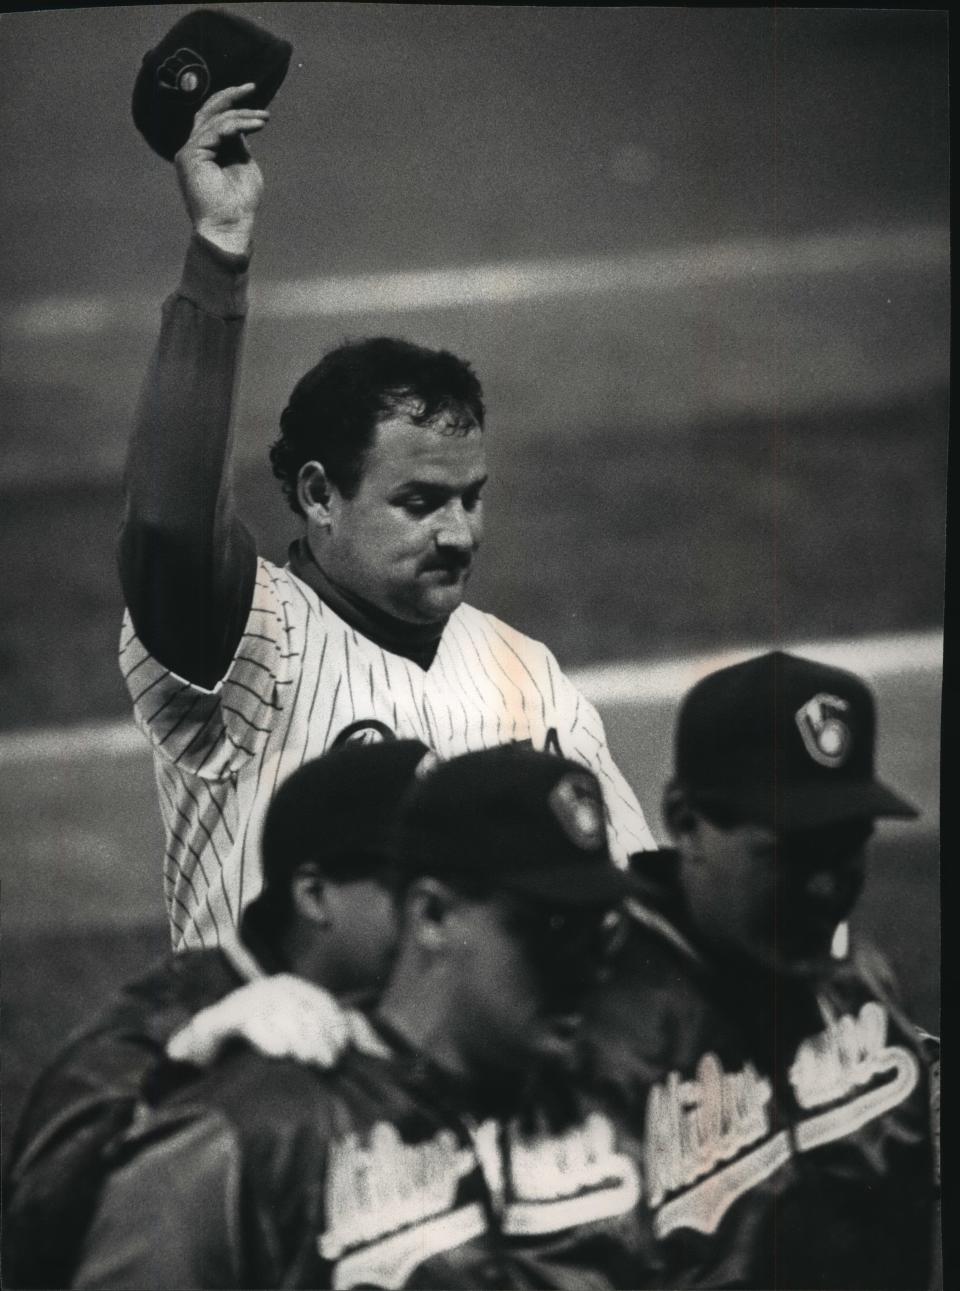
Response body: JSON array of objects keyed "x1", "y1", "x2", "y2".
[
  {"x1": 71, "y1": 747, "x2": 650, "y2": 1290},
  {"x1": 662, "y1": 648, "x2": 918, "y2": 976},
  {"x1": 2, "y1": 740, "x2": 432, "y2": 1290},
  {"x1": 379, "y1": 746, "x2": 631, "y2": 1085},
  {"x1": 579, "y1": 650, "x2": 939, "y2": 1289}
]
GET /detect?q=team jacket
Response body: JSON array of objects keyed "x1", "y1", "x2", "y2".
[
  {"x1": 1, "y1": 936, "x2": 265, "y2": 1289},
  {"x1": 118, "y1": 235, "x2": 656, "y2": 953},
  {"x1": 581, "y1": 852, "x2": 937, "y2": 1290},
  {"x1": 71, "y1": 1027, "x2": 650, "y2": 1290}
]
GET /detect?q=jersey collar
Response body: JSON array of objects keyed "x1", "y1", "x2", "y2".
[{"x1": 288, "y1": 539, "x2": 446, "y2": 670}]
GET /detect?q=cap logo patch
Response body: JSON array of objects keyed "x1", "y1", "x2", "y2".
[
  {"x1": 158, "y1": 48, "x2": 211, "y2": 98},
  {"x1": 795, "y1": 693, "x2": 852, "y2": 768},
  {"x1": 332, "y1": 719, "x2": 397, "y2": 748},
  {"x1": 549, "y1": 773, "x2": 605, "y2": 850}
]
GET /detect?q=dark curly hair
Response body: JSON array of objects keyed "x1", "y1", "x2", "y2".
[{"x1": 269, "y1": 337, "x2": 485, "y2": 515}]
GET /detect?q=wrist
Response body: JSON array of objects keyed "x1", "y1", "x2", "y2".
[
  {"x1": 181, "y1": 235, "x2": 250, "y2": 316},
  {"x1": 194, "y1": 218, "x2": 255, "y2": 260}
]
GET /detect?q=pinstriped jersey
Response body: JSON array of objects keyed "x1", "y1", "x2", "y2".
[{"x1": 121, "y1": 557, "x2": 656, "y2": 949}]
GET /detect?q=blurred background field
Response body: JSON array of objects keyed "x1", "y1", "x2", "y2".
[
  {"x1": 0, "y1": 5, "x2": 948, "y2": 726},
  {"x1": 0, "y1": 6, "x2": 946, "y2": 1163}
]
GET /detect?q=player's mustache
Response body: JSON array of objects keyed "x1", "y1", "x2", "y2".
[{"x1": 420, "y1": 551, "x2": 474, "y2": 574}]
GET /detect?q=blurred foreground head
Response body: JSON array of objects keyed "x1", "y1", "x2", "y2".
[
  {"x1": 244, "y1": 738, "x2": 432, "y2": 994},
  {"x1": 663, "y1": 650, "x2": 918, "y2": 976},
  {"x1": 380, "y1": 745, "x2": 630, "y2": 1084}
]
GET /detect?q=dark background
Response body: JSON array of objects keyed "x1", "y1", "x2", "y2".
[{"x1": 0, "y1": 4, "x2": 947, "y2": 1179}]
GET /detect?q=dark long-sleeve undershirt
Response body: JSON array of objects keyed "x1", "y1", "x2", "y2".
[
  {"x1": 118, "y1": 236, "x2": 257, "y2": 689},
  {"x1": 119, "y1": 237, "x2": 454, "y2": 688}
]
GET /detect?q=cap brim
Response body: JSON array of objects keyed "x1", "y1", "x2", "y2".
[
  {"x1": 698, "y1": 777, "x2": 920, "y2": 830},
  {"x1": 498, "y1": 864, "x2": 634, "y2": 906},
  {"x1": 391, "y1": 829, "x2": 635, "y2": 906}
]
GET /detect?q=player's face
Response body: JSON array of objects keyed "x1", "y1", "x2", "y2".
[
  {"x1": 446, "y1": 895, "x2": 624, "y2": 1078},
  {"x1": 681, "y1": 815, "x2": 871, "y2": 976},
  {"x1": 323, "y1": 411, "x2": 487, "y2": 624},
  {"x1": 324, "y1": 876, "x2": 400, "y2": 996}
]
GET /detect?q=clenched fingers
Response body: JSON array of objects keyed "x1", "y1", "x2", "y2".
[
  {"x1": 191, "y1": 82, "x2": 258, "y2": 129},
  {"x1": 184, "y1": 108, "x2": 270, "y2": 155}
]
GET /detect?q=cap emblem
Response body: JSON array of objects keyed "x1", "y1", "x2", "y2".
[
  {"x1": 158, "y1": 48, "x2": 211, "y2": 98},
  {"x1": 332, "y1": 719, "x2": 397, "y2": 747},
  {"x1": 795, "y1": 693, "x2": 852, "y2": 768},
  {"x1": 549, "y1": 773, "x2": 605, "y2": 850}
]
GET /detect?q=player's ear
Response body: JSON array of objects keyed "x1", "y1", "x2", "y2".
[
  {"x1": 297, "y1": 461, "x2": 333, "y2": 528},
  {"x1": 291, "y1": 864, "x2": 331, "y2": 928},
  {"x1": 402, "y1": 878, "x2": 459, "y2": 953},
  {"x1": 662, "y1": 781, "x2": 699, "y2": 842}
]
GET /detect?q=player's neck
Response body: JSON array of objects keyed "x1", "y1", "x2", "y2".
[
  {"x1": 375, "y1": 992, "x2": 476, "y2": 1094},
  {"x1": 288, "y1": 538, "x2": 444, "y2": 669},
  {"x1": 374, "y1": 998, "x2": 537, "y2": 1120}
]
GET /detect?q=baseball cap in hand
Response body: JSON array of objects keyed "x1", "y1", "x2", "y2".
[
  {"x1": 675, "y1": 650, "x2": 919, "y2": 829},
  {"x1": 132, "y1": 8, "x2": 293, "y2": 161},
  {"x1": 391, "y1": 745, "x2": 631, "y2": 905}
]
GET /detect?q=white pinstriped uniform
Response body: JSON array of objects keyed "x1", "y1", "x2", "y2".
[{"x1": 121, "y1": 557, "x2": 656, "y2": 949}]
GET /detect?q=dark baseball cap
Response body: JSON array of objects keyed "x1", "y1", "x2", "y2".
[
  {"x1": 258, "y1": 739, "x2": 433, "y2": 891},
  {"x1": 674, "y1": 650, "x2": 919, "y2": 829},
  {"x1": 391, "y1": 745, "x2": 632, "y2": 906},
  {"x1": 132, "y1": 8, "x2": 293, "y2": 161}
]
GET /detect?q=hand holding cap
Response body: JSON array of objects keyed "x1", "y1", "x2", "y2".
[{"x1": 132, "y1": 7, "x2": 292, "y2": 161}]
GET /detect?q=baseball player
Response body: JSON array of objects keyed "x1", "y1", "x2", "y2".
[
  {"x1": 2, "y1": 741, "x2": 430, "y2": 1290},
  {"x1": 73, "y1": 748, "x2": 649, "y2": 1289},
  {"x1": 581, "y1": 651, "x2": 939, "y2": 1288},
  {"x1": 119, "y1": 81, "x2": 656, "y2": 951}
]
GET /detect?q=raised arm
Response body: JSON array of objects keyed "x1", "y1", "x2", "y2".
[{"x1": 119, "y1": 86, "x2": 270, "y2": 688}]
